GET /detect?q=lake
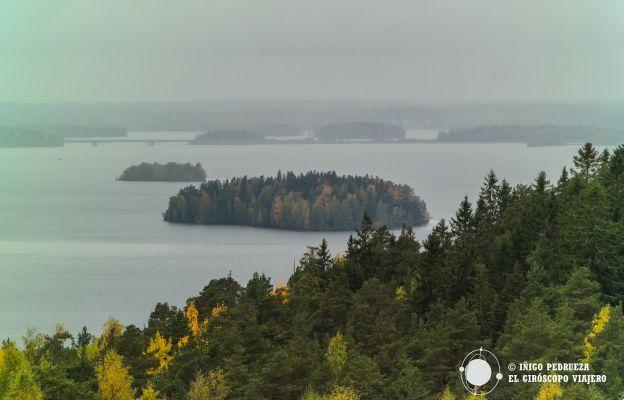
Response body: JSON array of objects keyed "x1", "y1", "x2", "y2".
[{"x1": 0, "y1": 134, "x2": 592, "y2": 339}]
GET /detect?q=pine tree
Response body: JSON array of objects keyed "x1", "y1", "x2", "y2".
[
  {"x1": 573, "y1": 142, "x2": 599, "y2": 179},
  {"x1": 471, "y1": 263, "x2": 498, "y2": 338},
  {"x1": 557, "y1": 167, "x2": 569, "y2": 187},
  {"x1": 414, "y1": 220, "x2": 451, "y2": 313},
  {"x1": 449, "y1": 196, "x2": 476, "y2": 300}
]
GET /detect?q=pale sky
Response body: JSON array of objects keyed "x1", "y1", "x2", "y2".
[{"x1": 2, "y1": 0, "x2": 623, "y2": 103}]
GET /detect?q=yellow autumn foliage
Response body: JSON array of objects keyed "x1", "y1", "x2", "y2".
[
  {"x1": 583, "y1": 305, "x2": 611, "y2": 362},
  {"x1": 534, "y1": 381, "x2": 562, "y2": 400},
  {"x1": 335, "y1": 253, "x2": 345, "y2": 267},
  {"x1": 177, "y1": 335, "x2": 190, "y2": 350},
  {"x1": 327, "y1": 386, "x2": 359, "y2": 400},
  {"x1": 440, "y1": 387, "x2": 456, "y2": 400},
  {"x1": 211, "y1": 302, "x2": 228, "y2": 317},
  {"x1": 95, "y1": 350, "x2": 135, "y2": 400},
  {"x1": 185, "y1": 301, "x2": 208, "y2": 338},
  {"x1": 326, "y1": 331, "x2": 347, "y2": 379},
  {"x1": 144, "y1": 331, "x2": 174, "y2": 376},
  {"x1": 187, "y1": 369, "x2": 230, "y2": 400},
  {"x1": 395, "y1": 286, "x2": 407, "y2": 300},
  {"x1": 0, "y1": 345, "x2": 44, "y2": 400},
  {"x1": 138, "y1": 383, "x2": 161, "y2": 400},
  {"x1": 88, "y1": 317, "x2": 125, "y2": 361}
]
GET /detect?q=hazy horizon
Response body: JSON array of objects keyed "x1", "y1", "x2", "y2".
[{"x1": 3, "y1": 0, "x2": 623, "y2": 104}]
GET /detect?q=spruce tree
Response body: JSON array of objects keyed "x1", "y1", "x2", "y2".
[{"x1": 573, "y1": 142, "x2": 599, "y2": 179}]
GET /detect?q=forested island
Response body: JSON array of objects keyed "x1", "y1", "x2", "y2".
[
  {"x1": 436, "y1": 125, "x2": 624, "y2": 146},
  {"x1": 163, "y1": 171, "x2": 429, "y2": 230},
  {"x1": 315, "y1": 121, "x2": 405, "y2": 142},
  {"x1": 118, "y1": 162, "x2": 206, "y2": 182},
  {"x1": 5, "y1": 143, "x2": 624, "y2": 400}
]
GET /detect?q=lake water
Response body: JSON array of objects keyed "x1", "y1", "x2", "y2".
[{"x1": 0, "y1": 134, "x2": 591, "y2": 339}]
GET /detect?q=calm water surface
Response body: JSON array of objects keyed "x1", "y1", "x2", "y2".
[{"x1": 0, "y1": 135, "x2": 588, "y2": 338}]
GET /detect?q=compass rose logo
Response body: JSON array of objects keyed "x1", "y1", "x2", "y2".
[{"x1": 459, "y1": 347, "x2": 503, "y2": 396}]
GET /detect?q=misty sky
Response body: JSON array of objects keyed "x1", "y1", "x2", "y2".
[{"x1": 2, "y1": 0, "x2": 623, "y2": 103}]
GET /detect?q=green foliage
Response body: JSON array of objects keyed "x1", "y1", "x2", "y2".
[
  {"x1": 0, "y1": 343, "x2": 43, "y2": 400},
  {"x1": 584, "y1": 305, "x2": 624, "y2": 398},
  {"x1": 573, "y1": 142, "x2": 599, "y2": 179},
  {"x1": 409, "y1": 299, "x2": 481, "y2": 391},
  {"x1": 187, "y1": 369, "x2": 229, "y2": 400},
  {"x1": 301, "y1": 386, "x2": 360, "y2": 400},
  {"x1": 326, "y1": 332, "x2": 347, "y2": 380},
  {"x1": 163, "y1": 171, "x2": 429, "y2": 230}
]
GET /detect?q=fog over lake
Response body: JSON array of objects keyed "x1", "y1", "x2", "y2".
[{"x1": 0, "y1": 134, "x2": 596, "y2": 338}]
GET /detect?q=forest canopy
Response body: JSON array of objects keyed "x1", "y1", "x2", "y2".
[
  {"x1": 163, "y1": 171, "x2": 429, "y2": 230},
  {"x1": 4, "y1": 143, "x2": 624, "y2": 400},
  {"x1": 118, "y1": 162, "x2": 206, "y2": 182}
]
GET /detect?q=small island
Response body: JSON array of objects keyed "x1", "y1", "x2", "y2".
[
  {"x1": 118, "y1": 162, "x2": 206, "y2": 182},
  {"x1": 163, "y1": 171, "x2": 429, "y2": 230}
]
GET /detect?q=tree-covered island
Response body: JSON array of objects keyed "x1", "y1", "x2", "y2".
[
  {"x1": 163, "y1": 171, "x2": 429, "y2": 230},
  {"x1": 118, "y1": 162, "x2": 206, "y2": 182}
]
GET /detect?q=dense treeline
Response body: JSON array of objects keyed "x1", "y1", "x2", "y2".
[
  {"x1": 163, "y1": 171, "x2": 429, "y2": 230},
  {"x1": 4, "y1": 143, "x2": 624, "y2": 400},
  {"x1": 315, "y1": 121, "x2": 405, "y2": 141},
  {"x1": 437, "y1": 125, "x2": 624, "y2": 147},
  {"x1": 118, "y1": 163, "x2": 206, "y2": 182}
]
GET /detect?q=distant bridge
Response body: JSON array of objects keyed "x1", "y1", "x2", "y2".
[{"x1": 64, "y1": 138, "x2": 192, "y2": 146}]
